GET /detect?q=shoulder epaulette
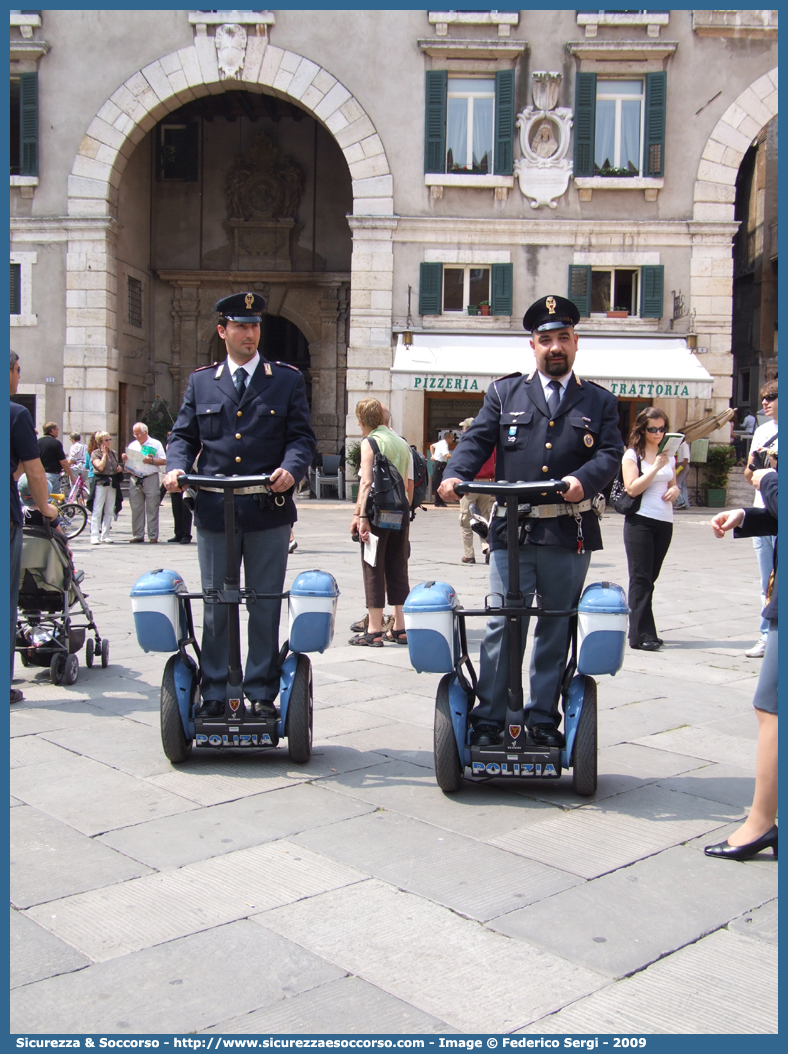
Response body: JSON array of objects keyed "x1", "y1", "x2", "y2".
[
  {"x1": 586, "y1": 378, "x2": 611, "y2": 392},
  {"x1": 194, "y1": 362, "x2": 220, "y2": 373},
  {"x1": 497, "y1": 371, "x2": 523, "y2": 382},
  {"x1": 274, "y1": 361, "x2": 301, "y2": 373}
]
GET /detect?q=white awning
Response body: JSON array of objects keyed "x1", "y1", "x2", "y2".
[{"x1": 392, "y1": 333, "x2": 714, "y2": 400}]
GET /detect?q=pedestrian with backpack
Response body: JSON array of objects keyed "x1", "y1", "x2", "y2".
[{"x1": 349, "y1": 398, "x2": 413, "y2": 647}]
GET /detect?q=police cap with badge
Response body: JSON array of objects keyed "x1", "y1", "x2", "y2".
[
  {"x1": 215, "y1": 291, "x2": 267, "y2": 323},
  {"x1": 523, "y1": 295, "x2": 580, "y2": 333}
]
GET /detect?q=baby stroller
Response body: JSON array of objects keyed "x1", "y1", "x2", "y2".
[{"x1": 15, "y1": 515, "x2": 108, "y2": 685}]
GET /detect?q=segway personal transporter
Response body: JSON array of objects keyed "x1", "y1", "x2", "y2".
[
  {"x1": 403, "y1": 479, "x2": 628, "y2": 796},
  {"x1": 131, "y1": 474, "x2": 339, "y2": 765}
]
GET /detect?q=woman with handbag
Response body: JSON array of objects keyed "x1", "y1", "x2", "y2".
[
  {"x1": 89, "y1": 431, "x2": 122, "y2": 544},
  {"x1": 621, "y1": 407, "x2": 679, "y2": 651}
]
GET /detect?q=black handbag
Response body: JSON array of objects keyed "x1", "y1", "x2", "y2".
[{"x1": 610, "y1": 454, "x2": 642, "y2": 515}]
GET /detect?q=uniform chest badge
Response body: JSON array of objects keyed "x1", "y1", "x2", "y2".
[
  {"x1": 508, "y1": 425, "x2": 517, "y2": 443},
  {"x1": 264, "y1": 363, "x2": 272, "y2": 376},
  {"x1": 584, "y1": 433, "x2": 594, "y2": 447}
]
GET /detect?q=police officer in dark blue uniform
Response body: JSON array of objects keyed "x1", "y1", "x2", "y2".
[
  {"x1": 439, "y1": 295, "x2": 623, "y2": 747},
  {"x1": 164, "y1": 292, "x2": 316, "y2": 718}
]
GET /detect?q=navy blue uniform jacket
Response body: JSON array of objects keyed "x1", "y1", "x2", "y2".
[
  {"x1": 166, "y1": 357, "x2": 316, "y2": 533},
  {"x1": 448, "y1": 371, "x2": 623, "y2": 551}
]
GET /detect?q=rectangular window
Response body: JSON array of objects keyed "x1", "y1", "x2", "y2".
[
  {"x1": 11, "y1": 263, "x2": 21, "y2": 315},
  {"x1": 569, "y1": 263, "x2": 663, "y2": 318},
  {"x1": 424, "y1": 70, "x2": 514, "y2": 177},
  {"x1": 443, "y1": 266, "x2": 490, "y2": 312},
  {"x1": 127, "y1": 276, "x2": 143, "y2": 328},
  {"x1": 156, "y1": 122, "x2": 199, "y2": 182},
  {"x1": 10, "y1": 79, "x2": 20, "y2": 176},
  {"x1": 595, "y1": 80, "x2": 644, "y2": 175},
  {"x1": 590, "y1": 268, "x2": 639, "y2": 314},
  {"x1": 574, "y1": 71, "x2": 665, "y2": 179}
]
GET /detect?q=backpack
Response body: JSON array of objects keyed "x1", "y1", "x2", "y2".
[
  {"x1": 409, "y1": 444, "x2": 429, "y2": 521},
  {"x1": 365, "y1": 436, "x2": 409, "y2": 530}
]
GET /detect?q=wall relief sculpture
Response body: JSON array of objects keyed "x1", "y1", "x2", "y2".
[
  {"x1": 513, "y1": 71, "x2": 573, "y2": 209},
  {"x1": 215, "y1": 23, "x2": 248, "y2": 80}
]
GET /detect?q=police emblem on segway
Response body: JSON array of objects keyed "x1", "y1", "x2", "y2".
[
  {"x1": 508, "y1": 725, "x2": 522, "y2": 739},
  {"x1": 229, "y1": 697, "x2": 241, "y2": 713}
]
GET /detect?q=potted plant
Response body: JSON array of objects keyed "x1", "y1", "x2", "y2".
[
  {"x1": 702, "y1": 443, "x2": 737, "y2": 507},
  {"x1": 467, "y1": 304, "x2": 479, "y2": 316},
  {"x1": 479, "y1": 300, "x2": 491, "y2": 316},
  {"x1": 345, "y1": 440, "x2": 361, "y2": 501},
  {"x1": 607, "y1": 309, "x2": 628, "y2": 318}
]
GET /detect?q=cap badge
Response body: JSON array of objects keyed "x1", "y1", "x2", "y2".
[
  {"x1": 546, "y1": 296, "x2": 556, "y2": 316},
  {"x1": 245, "y1": 293, "x2": 254, "y2": 310}
]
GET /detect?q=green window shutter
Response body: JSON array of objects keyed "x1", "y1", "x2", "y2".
[
  {"x1": 490, "y1": 263, "x2": 513, "y2": 316},
  {"x1": 573, "y1": 72, "x2": 596, "y2": 178},
  {"x1": 640, "y1": 265, "x2": 664, "y2": 318},
  {"x1": 424, "y1": 71, "x2": 447, "y2": 175},
  {"x1": 493, "y1": 69, "x2": 515, "y2": 176},
  {"x1": 568, "y1": 265, "x2": 592, "y2": 318},
  {"x1": 19, "y1": 71, "x2": 39, "y2": 177},
  {"x1": 643, "y1": 71, "x2": 666, "y2": 177},
  {"x1": 419, "y1": 262, "x2": 443, "y2": 316},
  {"x1": 11, "y1": 264, "x2": 21, "y2": 315}
]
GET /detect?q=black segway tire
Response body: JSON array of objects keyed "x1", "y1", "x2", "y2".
[
  {"x1": 287, "y1": 654, "x2": 313, "y2": 764},
  {"x1": 434, "y1": 674, "x2": 463, "y2": 794},
  {"x1": 571, "y1": 676, "x2": 598, "y2": 797},
  {"x1": 60, "y1": 503, "x2": 88, "y2": 539},
  {"x1": 161, "y1": 654, "x2": 193, "y2": 764}
]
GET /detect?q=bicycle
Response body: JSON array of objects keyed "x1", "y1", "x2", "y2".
[{"x1": 48, "y1": 489, "x2": 88, "y2": 540}]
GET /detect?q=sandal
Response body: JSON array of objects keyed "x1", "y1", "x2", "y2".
[
  {"x1": 348, "y1": 631, "x2": 384, "y2": 647},
  {"x1": 383, "y1": 628, "x2": 408, "y2": 645}
]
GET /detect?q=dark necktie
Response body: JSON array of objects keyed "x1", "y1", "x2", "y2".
[
  {"x1": 547, "y1": 379, "x2": 562, "y2": 418},
  {"x1": 233, "y1": 367, "x2": 247, "y2": 398}
]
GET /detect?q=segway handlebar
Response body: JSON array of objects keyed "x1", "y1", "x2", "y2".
[
  {"x1": 180, "y1": 473, "x2": 275, "y2": 491},
  {"x1": 453, "y1": 479, "x2": 569, "y2": 503}
]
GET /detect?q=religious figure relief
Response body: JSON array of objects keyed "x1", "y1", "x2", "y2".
[
  {"x1": 514, "y1": 72, "x2": 573, "y2": 209},
  {"x1": 215, "y1": 23, "x2": 247, "y2": 80},
  {"x1": 225, "y1": 133, "x2": 305, "y2": 221}
]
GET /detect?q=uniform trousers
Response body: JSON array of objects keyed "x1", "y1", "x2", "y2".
[
  {"x1": 753, "y1": 535, "x2": 776, "y2": 638},
  {"x1": 129, "y1": 473, "x2": 161, "y2": 541},
  {"x1": 624, "y1": 513, "x2": 673, "y2": 646},
  {"x1": 11, "y1": 523, "x2": 22, "y2": 684},
  {"x1": 197, "y1": 523, "x2": 290, "y2": 703},
  {"x1": 170, "y1": 490, "x2": 193, "y2": 541},
  {"x1": 473, "y1": 544, "x2": 592, "y2": 729},
  {"x1": 459, "y1": 492, "x2": 494, "y2": 560}
]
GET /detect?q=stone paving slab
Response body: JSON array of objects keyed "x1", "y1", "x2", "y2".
[
  {"x1": 314, "y1": 678, "x2": 399, "y2": 710},
  {"x1": 9, "y1": 735, "x2": 76, "y2": 769},
  {"x1": 489, "y1": 844, "x2": 777, "y2": 978},
  {"x1": 320, "y1": 758, "x2": 559, "y2": 840},
  {"x1": 656, "y1": 762, "x2": 755, "y2": 809},
  {"x1": 347, "y1": 689, "x2": 437, "y2": 728},
  {"x1": 633, "y1": 725, "x2": 759, "y2": 768},
  {"x1": 517, "y1": 929, "x2": 777, "y2": 1034},
  {"x1": 320, "y1": 721, "x2": 434, "y2": 769},
  {"x1": 10, "y1": 795, "x2": 24, "y2": 807},
  {"x1": 11, "y1": 806, "x2": 151, "y2": 908},
  {"x1": 11, "y1": 919, "x2": 345, "y2": 1034},
  {"x1": 728, "y1": 898, "x2": 778, "y2": 944},
  {"x1": 10, "y1": 752, "x2": 198, "y2": 835},
  {"x1": 489, "y1": 785, "x2": 742, "y2": 879},
  {"x1": 98, "y1": 783, "x2": 376, "y2": 870},
  {"x1": 293, "y1": 811, "x2": 581, "y2": 921},
  {"x1": 596, "y1": 696, "x2": 731, "y2": 749},
  {"x1": 25, "y1": 841, "x2": 367, "y2": 961},
  {"x1": 201, "y1": 975, "x2": 457, "y2": 1035},
  {"x1": 10, "y1": 907, "x2": 90, "y2": 990},
  {"x1": 9, "y1": 700, "x2": 116, "y2": 737},
  {"x1": 42, "y1": 714, "x2": 177, "y2": 778},
  {"x1": 309, "y1": 704, "x2": 390, "y2": 736},
  {"x1": 256, "y1": 879, "x2": 606, "y2": 1033}
]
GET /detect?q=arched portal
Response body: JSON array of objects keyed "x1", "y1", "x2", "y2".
[{"x1": 63, "y1": 32, "x2": 394, "y2": 459}]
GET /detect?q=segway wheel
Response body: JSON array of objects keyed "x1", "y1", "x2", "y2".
[
  {"x1": 50, "y1": 653, "x2": 66, "y2": 685},
  {"x1": 60, "y1": 503, "x2": 88, "y2": 540},
  {"x1": 434, "y1": 674, "x2": 463, "y2": 794},
  {"x1": 287, "y1": 654, "x2": 313, "y2": 764},
  {"x1": 85, "y1": 638, "x2": 94, "y2": 668},
  {"x1": 100, "y1": 638, "x2": 110, "y2": 668},
  {"x1": 160, "y1": 654, "x2": 192, "y2": 764},
  {"x1": 63, "y1": 653, "x2": 79, "y2": 686},
  {"x1": 571, "y1": 677, "x2": 598, "y2": 797}
]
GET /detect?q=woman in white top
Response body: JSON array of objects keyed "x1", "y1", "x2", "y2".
[{"x1": 621, "y1": 407, "x2": 679, "y2": 651}]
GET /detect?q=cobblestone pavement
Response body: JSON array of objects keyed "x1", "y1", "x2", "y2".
[{"x1": 10, "y1": 498, "x2": 777, "y2": 1034}]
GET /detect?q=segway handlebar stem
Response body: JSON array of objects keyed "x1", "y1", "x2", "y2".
[
  {"x1": 453, "y1": 479, "x2": 569, "y2": 503},
  {"x1": 180, "y1": 473, "x2": 275, "y2": 490}
]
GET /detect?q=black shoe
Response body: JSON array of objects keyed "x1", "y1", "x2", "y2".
[
  {"x1": 470, "y1": 723, "x2": 502, "y2": 747},
  {"x1": 197, "y1": 700, "x2": 224, "y2": 719},
  {"x1": 529, "y1": 723, "x2": 565, "y2": 748},
  {"x1": 484, "y1": 550, "x2": 490, "y2": 564},
  {"x1": 179, "y1": 536, "x2": 192, "y2": 544},
  {"x1": 167, "y1": 537, "x2": 181, "y2": 543},
  {"x1": 250, "y1": 700, "x2": 278, "y2": 718},
  {"x1": 631, "y1": 640, "x2": 661, "y2": 652},
  {"x1": 705, "y1": 825, "x2": 778, "y2": 861}
]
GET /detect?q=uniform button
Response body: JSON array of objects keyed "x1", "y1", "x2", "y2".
[
  {"x1": 235, "y1": 433, "x2": 241, "y2": 440},
  {"x1": 549, "y1": 420, "x2": 555, "y2": 427},
  {"x1": 235, "y1": 457, "x2": 241, "y2": 463},
  {"x1": 542, "y1": 465, "x2": 549, "y2": 473},
  {"x1": 237, "y1": 411, "x2": 242, "y2": 418},
  {"x1": 270, "y1": 410, "x2": 275, "y2": 415},
  {"x1": 545, "y1": 442, "x2": 552, "y2": 449}
]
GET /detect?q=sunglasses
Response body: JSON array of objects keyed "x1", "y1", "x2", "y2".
[
  {"x1": 645, "y1": 426, "x2": 667, "y2": 433},
  {"x1": 762, "y1": 394, "x2": 778, "y2": 402}
]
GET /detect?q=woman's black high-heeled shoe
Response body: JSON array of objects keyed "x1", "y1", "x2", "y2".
[{"x1": 704, "y1": 824, "x2": 778, "y2": 861}]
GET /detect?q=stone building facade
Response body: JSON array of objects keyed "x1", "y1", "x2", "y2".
[{"x1": 10, "y1": 10, "x2": 778, "y2": 485}]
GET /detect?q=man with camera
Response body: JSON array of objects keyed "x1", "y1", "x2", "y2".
[{"x1": 742, "y1": 379, "x2": 778, "y2": 658}]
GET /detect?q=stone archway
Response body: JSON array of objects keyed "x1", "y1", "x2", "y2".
[
  {"x1": 687, "y1": 69, "x2": 777, "y2": 431},
  {"x1": 63, "y1": 33, "x2": 393, "y2": 450}
]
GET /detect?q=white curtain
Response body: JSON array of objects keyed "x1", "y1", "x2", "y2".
[
  {"x1": 447, "y1": 98, "x2": 467, "y2": 170},
  {"x1": 621, "y1": 99, "x2": 641, "y2": 173},
  {"x1": 594, "y1": 100, "x2": 615, "y2": 171},
  {"x1": 472, "y1": 97, "x2": 493, "y2": 173}
]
